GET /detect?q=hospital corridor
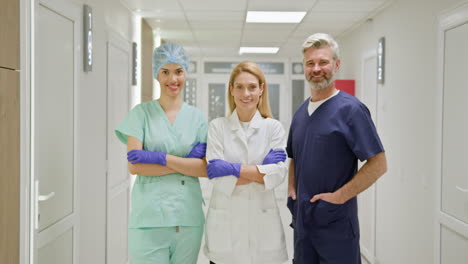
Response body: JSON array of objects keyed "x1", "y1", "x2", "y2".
[{"x1": 1, "y1": 0, "x2": 468, "y2": 263}]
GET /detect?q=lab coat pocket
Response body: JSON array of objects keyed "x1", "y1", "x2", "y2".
[
  {"x1": 313, "y1": 199, "x2": 346, "y2": 227},
  {"x1": 257, "y1": 208, "x2": 285, "y2": 251},
  {"x1": 205, "y1": 208, "x2": 232, "y2": 253}
]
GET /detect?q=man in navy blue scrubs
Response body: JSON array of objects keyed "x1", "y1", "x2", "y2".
[{"x1": 286, "y1": 33, "x2": 387, "y2": 264}]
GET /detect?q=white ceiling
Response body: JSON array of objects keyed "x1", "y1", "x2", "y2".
[{"x1": 121, "y1": 0, "x2": 393, "y2": 58}]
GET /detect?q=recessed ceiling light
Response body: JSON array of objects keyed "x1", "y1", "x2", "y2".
[
  {"x1": 246, "y1": 11, "x2": 306, "y2": 23},
  {"x1": 239, "y1": 47, "x2": 280, "y2": 54}
]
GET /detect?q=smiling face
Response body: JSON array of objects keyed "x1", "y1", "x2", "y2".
[
  {"x1": 157, "y1": 63, "x2": 186, "y2": 98},
  {"x1": 303, "y1": 46, "x2": 340, "y2": 91},
  {"x1": 230, "y1": 71, "x2": 264, "y2": 114}
]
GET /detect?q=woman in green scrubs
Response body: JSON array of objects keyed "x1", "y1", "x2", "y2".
[{"x1": 115, "y1": 43, "x2": 207, "y2": 264}]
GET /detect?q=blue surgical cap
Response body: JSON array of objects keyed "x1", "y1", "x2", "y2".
[{"x1": 152, "y1": 43, "x2": 190, "y2": 79}]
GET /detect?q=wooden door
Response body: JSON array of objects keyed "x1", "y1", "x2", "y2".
[
  {"x1": 0, "y1": 0, "x2": 19, "y2": 70},
  {"x1": 0, "y1": 66, "x2": 20, "y2": 264}
]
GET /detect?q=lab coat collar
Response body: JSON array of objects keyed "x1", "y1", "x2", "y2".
[{"x1": 228, "y1": 109, "x2": 264, "y2": 131}]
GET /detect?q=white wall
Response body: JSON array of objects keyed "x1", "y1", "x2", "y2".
[
  {"x1": 337, "y1": 0, "x2": 466, "y2": 263},
  {"x1": 72, "y1": 0, "x2": 137, "y2": 263}
]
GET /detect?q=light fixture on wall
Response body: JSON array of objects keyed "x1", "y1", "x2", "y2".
[
  {"x1": 83, "y1": 5, "x2": 93, "y2": 72},
  {"x1": 377, "y1": 37, "x2": 385, "y2": 84},
  {"x1": 132, "y1": 42, "x2": 137, "y2": 85}
]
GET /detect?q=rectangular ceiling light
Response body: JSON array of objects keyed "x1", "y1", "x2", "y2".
[
  {"x1": 239, "y1": 47, "x2": 280, "y2": 54},
  {"x1": 246, "y1": 11, "x2": 306, "y2": 23}
]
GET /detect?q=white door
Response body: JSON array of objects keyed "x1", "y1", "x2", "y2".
[
  {"x1": 32, "y1": 2, "x2": 79, "y2": 263},
  {"x1": 438, "y1": 8, "x2": 468, "y2": 263},
  {"x1": 106, "y1": 32, "x2": 132, "y2": 264},
  {"x1": 264, "y1": 76, "x2": 289, "y2": 199},
  {"x1": 290, "y1": 78, "x2": 308, "y2": 115},
  {"x1": 201, "y1": 75, "x2": 230, "y2": 123},
  {"x1": 357, "y1": 52, "x2": 378, "y2": 264},
  {"x1": 266, "y1": 76, "x2": 288, "y2": 126},
  {"x1": 198, "y1": 75, "x2": 229, "y2": 200}
]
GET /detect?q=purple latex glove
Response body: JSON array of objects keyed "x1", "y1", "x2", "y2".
[
  {"x1": 262, "y1": 149, "x2": 287, "y2": 165},
  {"x1": 127, "y1": 150, "x2": 167, "y2": 165},
  {"x1": 207, "y1": 159, "x2": 241, "y2": 179},
  {"x1": 186, "y1": 142, "x2": 207, "y2": 159}
]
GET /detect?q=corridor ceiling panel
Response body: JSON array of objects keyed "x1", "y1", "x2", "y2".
[{"x1": 121, "y1": 0, "x2": 394, "y2": 58}]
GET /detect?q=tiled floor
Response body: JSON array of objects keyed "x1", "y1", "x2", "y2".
[{"x1": 196, "y1": 197, "x2": 294, "y2": 264}]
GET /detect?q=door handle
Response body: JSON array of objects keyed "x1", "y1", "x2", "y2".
[
  {"x1": 35, "y1": 180, "x2": 55, "y2": 229},
  {"x1": 456, "y1": 186, "x2": 468, "y2": 193},
  {"x1": 38, "y1": 192, "x2": 55, "y2": 201}
]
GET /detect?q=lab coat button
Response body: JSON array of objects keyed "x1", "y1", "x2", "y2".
[{"x1": 181, "y1": 180, "x2": 185, "y2": 185}]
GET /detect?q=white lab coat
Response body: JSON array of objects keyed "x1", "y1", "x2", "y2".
[{"x1": 204, "y1": 110, "x2": 289, "y2": 264}]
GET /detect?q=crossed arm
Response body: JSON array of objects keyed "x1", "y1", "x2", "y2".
[
  {"x1": 126, "y1": 136, "x2": 207, "y2": 178},
  {"x1": 237, "y1": 165, "x2": 265, "y2": 185},
  {"x1": 206, "y1": 118, "x2": 289, "y2": 187}
]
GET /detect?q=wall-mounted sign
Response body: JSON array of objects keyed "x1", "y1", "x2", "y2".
[
  {"x1": 377, "y1": 37, "x2": 385, "y2": 84},
  {"x1": 335, "y1": 79, "x2": 355, "y2": 96},
  {"x1": 132, "y1": 42, "x2": 137, "y2": 85},
  {"x1": 83, "y1": 5, "x2": 93, "y2": 72}
]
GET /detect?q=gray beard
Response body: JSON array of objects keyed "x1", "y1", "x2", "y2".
[{"x1": 309, "y1": 76, "x2": 334, "y2": 91}]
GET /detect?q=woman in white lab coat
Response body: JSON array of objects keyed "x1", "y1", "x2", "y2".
[{"x1": 204, "y1": 61, "x2": 289, "y2": 264}]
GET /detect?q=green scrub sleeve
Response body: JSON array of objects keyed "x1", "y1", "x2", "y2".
[{"x1": 115, "y1": 104, "x2": 146, "y2": 145}]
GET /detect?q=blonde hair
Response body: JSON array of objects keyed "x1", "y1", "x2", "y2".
[{"x1": 227, "y1": 61, "x2": 272, "y2": 118}]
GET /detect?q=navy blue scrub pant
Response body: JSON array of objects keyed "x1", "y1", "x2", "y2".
[
  {"x1": 290, "y1": 199, "x2": 361, "y2": 264},
  {"x1": 293, "y1": 232, "x2": 361, "y2": 264}
]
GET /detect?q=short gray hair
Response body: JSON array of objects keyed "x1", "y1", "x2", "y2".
[{"x1": 302, "y1": 33, "x2": 340, "y2": 60}]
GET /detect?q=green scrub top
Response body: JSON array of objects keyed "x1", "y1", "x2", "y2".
[{"x1": 115, "y1": 100, "x2": 207, "y2": 228}]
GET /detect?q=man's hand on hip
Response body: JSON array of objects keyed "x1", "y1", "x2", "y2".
[{"x1": 310, "y1": 192, "x2": 345, "y2": 204}]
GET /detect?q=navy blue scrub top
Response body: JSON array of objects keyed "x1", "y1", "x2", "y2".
[{"x1": 286, "y1": 91, "x2": 384, "y2": 233}]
